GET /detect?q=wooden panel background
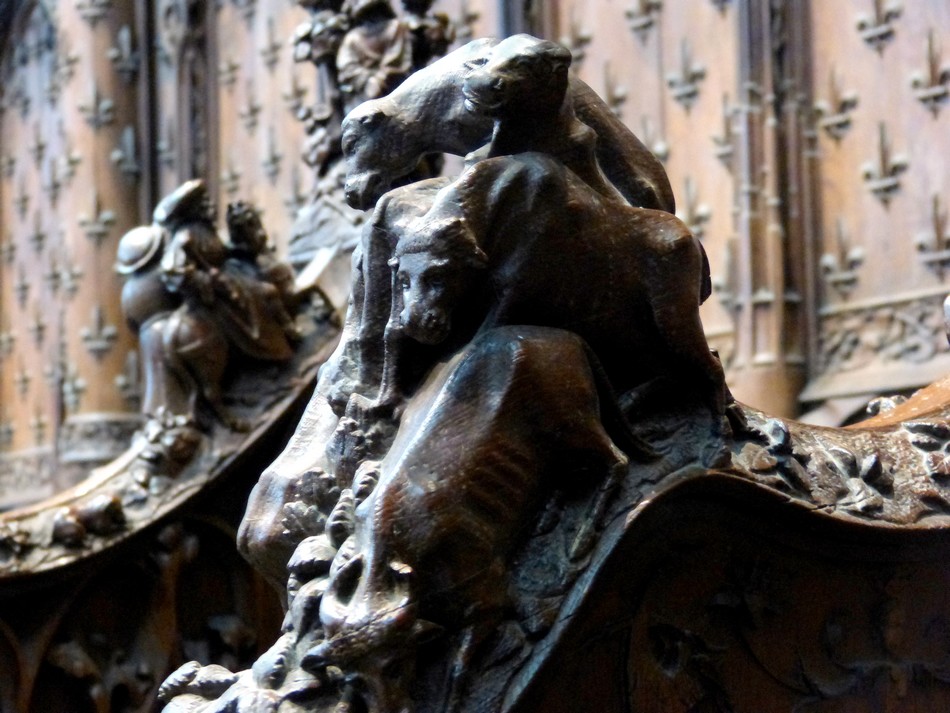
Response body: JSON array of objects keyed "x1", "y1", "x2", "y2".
[{"x1": 1, "y1": 0, "x2": 948, "y2": 507}]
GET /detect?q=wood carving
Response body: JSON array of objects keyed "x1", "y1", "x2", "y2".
[
  {"x1": 0, "y1": 181, "x2": 337, "y2": 575},
  {"x1": 148, "y1": 32, "x2": 950, "y2": 713}
]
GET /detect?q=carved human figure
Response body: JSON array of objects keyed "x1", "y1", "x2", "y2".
[{"x1": 117, "y1": 181, "x2": 301, "y2": 460}]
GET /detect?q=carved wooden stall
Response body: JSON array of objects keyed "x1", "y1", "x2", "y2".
[{"x1": 0, "y1": 1, "x2": 949, "y2": 712}]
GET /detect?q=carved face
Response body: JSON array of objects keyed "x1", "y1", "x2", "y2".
[
  {"x1": 342, "y1": 103, "x2": 415, "y2": 210},
  {"x1": 461, "y1": 35, "x2": 571, "y2": 117},
  {"x1": 393, "y1": 252, "x2": 466, "y2": 345}
]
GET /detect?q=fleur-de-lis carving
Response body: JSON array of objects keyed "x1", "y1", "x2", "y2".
[
  {"x1": 625, "y1": 0, "x2": 662, "y2": 44},
  {"x1": 221, "y1": 157, "x2": 241, "y2": 196},
  {"x1": 28, "y1": 125, "x2": 46, "y2": 166},
  {"x1": 640, "y1": 115, "x2": 669, "y2": 163},
  {"x1": 14, "y1": 178, "x2": 30, "y2": 219},
  {"x1": 911, "y1": 30, "x2": 950, "y2": 117},
  {"x1": 283, "y1": 68, "x2": 307, "y2": 115},
  {"x1": 44, "y1": 256, "x2": 61, "y2": 293},
  {"x1": 814, "y1": 69, "x2": 859, "y2": 142},
  {"x1": 14, "y1": 266, "x2": 29, "y2": 306},
  {"x1": 713, "y1": 237, "x2": 742, "y2": 315},
  {"x1": 76, "y1": 0, "x2": 113, "y2": 26},
  {"x1": 820, "y1": 219, "x2": 864, "y2": 299},
  {"x1": 916, "y1": 195, "x2": 950, "y2": 279},
  {"x1": 603, "y1": 61, "x2": 627, "y2": 119},
  {"x1": 232, "y1": 0, "x2": 256, "y2": 23},
  {"x1": 219, "y1": 56, "x2": 240, "y2": 90},
  {"x1": 239, "y1": 82, "x2": 262, "y2": 134},
  {"x1": 0, "y1": 329, "x2": 16, "y2": 359},
  {"x1": 454, "y1": 0, "x2": 480, "y2": 43},
  {"x1": 262, "y1": 128, "x2": 283, "y2": 183},
  {"x1": 54, "y1": 41, "x2": 79, "y2": 89},
  {"x1": 856, "y1": 0, "x2": 901, "y2": 54},
  {"x1": 29, "y1": 410, "x2": 47, "y2": 445},
  {"x1": 78, "y1": 80, "x2": 115, "y2": 130},
  {"x1": 559, "y1": 6, "x2": 592, "y2": 68},
  {"x1": 108, "y1": 25, "x2": 140, "y2": 85},
  {"x1": 712, "y1": 94, "x2": 735, "y2": 169},
  {"x1": 110, "y1": 125, "x2": 141, "y2": 180},
  {"x1": 0, "y1": 238, "x2": 14, "y2": 264},
  {"x1": 861, "y1": 123, "x2": 908, "y2": 207},
  {"x1": 1, "y1": 154, "x2": 15, "y2": 178},
  {"x1": 78, "y1": 191, "x2": 117, "y2": 248},
  {"x1": 58, "y1": 133, "x2": 82, "y2": 184},
  {"x1": 157, "y1": 119, "x2": 176, "y2": 169},
  {"x1": 677, "y1": 177, "x2": 711, "y2": 240},
  {"x1": 60, "y1": 258, "x2": 84, "y2": 299},
  {"x1": 45, "y1": 159, "x2": 63, "y2": 205},
  {"x1": 62, "y1": 363, "x2": 87, "y2": 415},
  {"x1": 667, "y1": 39, "x2": 706, "y2": 112},
  {"x1": 260, "y1": 17, "x2": 282, "y2": 72},
  {"x1": 28, "y1": 212, "x2": 46, "y2": 253},
  {"x1": 80, "y1": 305, "x2": 118, "y2": 358},
  {"x1": 284, "y1": 164, "x2": 307, "y2": 214},
  {"x1": 115, "y1": 350, "x2": 141, "y2": 409},
  {"x1": 28, "y1": 305, "x2": 47, "y2": 346},
  {"x1": 14, "y1": 362, "x2": 31, "y2": 398},
  {"x1": 0, "y1": 418, "x2": 12, "y2": 449},
  {"x1": 0, "y1": 329, "x2": 14, "y2": 357}
]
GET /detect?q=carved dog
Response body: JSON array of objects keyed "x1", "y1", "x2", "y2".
[
  {"x1": 341, "y1": 34, "x2": 674, "y2": 213},
  {"x1": 310, "y1": 326, "x2": 631, "y2": 711},
  {"x1": 382, "y1": 151, "x2": 724, "y2": 415}
]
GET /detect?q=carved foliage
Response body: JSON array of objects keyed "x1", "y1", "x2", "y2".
[{"x1": 816, "y1": 292, "x2": 946, "y2": 377}]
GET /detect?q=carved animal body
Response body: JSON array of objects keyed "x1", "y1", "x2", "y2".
[
  {"x1": 387, "y1": 152, "x2": 723, "y2": 411},
  {"x1": 341, "y1": 35, "x2": 674, "y2": 213},
  {"x1": 313, "y1": 326, "x2": 630, "y2": 707}
]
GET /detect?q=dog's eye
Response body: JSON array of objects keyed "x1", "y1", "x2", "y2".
[{"x1": 463, "y1": 57, "x2": 489, "y2": 72}]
